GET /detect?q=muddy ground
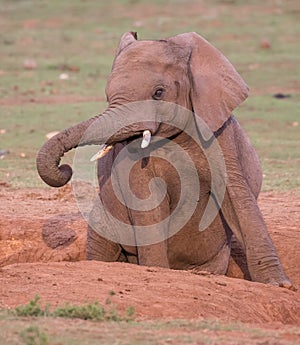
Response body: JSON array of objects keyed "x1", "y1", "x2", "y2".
[{"x1": 0, "y1": 185, "x2": 299, "y2": 331}]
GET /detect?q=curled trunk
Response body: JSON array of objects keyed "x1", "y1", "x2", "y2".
[
  {"x1": 36, "y1": 103, "x2": 159, "y2": 188},
  {"x1": 36, "y1": 116, "x2": 98, "y2": 187},
  {"x1": 36, "y1": 101, "x2": 190, "y2": 188}
]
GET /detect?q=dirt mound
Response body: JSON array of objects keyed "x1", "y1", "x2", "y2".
[
  {"x1": 0, "y1": 186, "x2": 86, "y2": 267},
  {"x1": 0, "y1": 261, "x2": 299, "y2": 325},
  {"x1": 0, "y1": 186, "x2": 299, "y2": 326}
]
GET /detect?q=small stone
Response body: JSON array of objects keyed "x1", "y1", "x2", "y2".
[{"x1": 59, "y1": 73, "x2": 69, "y2": 80}]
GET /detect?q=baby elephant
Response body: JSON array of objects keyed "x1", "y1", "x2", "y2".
[{"x1": 37, "y1": 32, "x2": 293, "y2": 289}]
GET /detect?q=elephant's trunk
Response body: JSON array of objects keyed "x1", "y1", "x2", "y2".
[
  {"x1": 36, "y1": 116, "x2": 99, "y2": 187},
  {"x1": 36, "y1": 103, "x2": 161, "y2": 188}
]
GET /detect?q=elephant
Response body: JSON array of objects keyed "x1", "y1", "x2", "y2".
[{"x1": 37, "y1": 31, "x2": 293, "y2": 289}]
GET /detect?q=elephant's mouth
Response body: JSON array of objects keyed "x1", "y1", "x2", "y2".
[{"x1": 90, "y1": 129, "x2": 152, "y2": 162}]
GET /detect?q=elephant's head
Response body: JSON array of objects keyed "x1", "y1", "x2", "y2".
[{"x1": 37, "y1": 32, "x2": 248, "y2": 187}]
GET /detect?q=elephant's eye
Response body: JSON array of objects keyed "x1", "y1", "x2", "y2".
[{"x1": 152, "y1": 88, "x2": 165, "y2": 100}]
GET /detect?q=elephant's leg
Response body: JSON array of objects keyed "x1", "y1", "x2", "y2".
[
  {"x1": 137, "y1": 241, "x2": 169, "y2": 267},
  {"x1": 218, "y1": 124, "x2": 292, "y2": 288},
  {"x1": 225, "y1": 119, "x2": 259, "y2": 279},
  {"x1": 86, "y1": 190, "x2": 132, "y2": 263},
  {"x1": 130, "y1": 189, "x2": 170, "y2": 268},
  {"x1": 87, "y1": 145, "x2": 138, "y2": 263},
  {"x1": 86, "y1": 225, "x2": 125, "y2": 262},
  {"x1": 222, "y1": 190, "x2": 291, "y2": 287},
  {"x1": 122, "y1": 157, "x2": 170, "y2": 268}
]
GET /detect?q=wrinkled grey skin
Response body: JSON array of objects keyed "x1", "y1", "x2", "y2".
[{"x1": 37, "y1": 32, "x2": 293, "y2": 289}]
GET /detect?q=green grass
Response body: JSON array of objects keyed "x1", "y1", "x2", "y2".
[
  {"x1": 19, "y1": 326, "x2": 48, "y2": 345},
  {"x1": 1, "y1": 295, "x2": 299, "y2": 344},
  {"x1": 0, "y1": 102, "x2": 103, "y2": 187},
  {"x1": 11, "y1": 295, "x2": 135, "y2": 322},
  {"x1": 0, "y1": 0, "x2": 299, "y2": 191},
  {"x1": 237, "y1": 95, "x2": 300, "y2": 191},
  {"x1": 0, "y1": 309, "x2": 299, "y2": 345}
]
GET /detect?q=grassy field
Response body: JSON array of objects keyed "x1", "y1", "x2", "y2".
[{"x1": 0, "y1": 0, "x2": 299, "y2": 191}]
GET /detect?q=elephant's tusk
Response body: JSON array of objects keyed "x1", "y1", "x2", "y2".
[
  {"x1": 90, "y1": 130, "x2": 151, "y2": 161},
  {"x1": 90, "y1": 144, "x2": 113, "y2": 162},
  {"x1": 141, "y1": 130, "x2": 151, "y2": 148}
]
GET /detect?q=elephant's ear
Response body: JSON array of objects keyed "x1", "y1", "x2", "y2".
[
  {"x1": 169, "y1": 32, "x2": 249, "y2": 134},
  {"x1": 115, "y1": 32, "x2": 138, "y2": 57}
]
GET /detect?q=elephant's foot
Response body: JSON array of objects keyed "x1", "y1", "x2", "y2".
[
  {"x1": 278, "y1": 280, "x2": 296, "y2": 291},
  {"x1": 265, "y1": 278, "x2": 296, "y2": 291},
  {"x1": 247, "y1": 254, "x2": 296, "y2": 290},
  {"x1": 265, "y1": 275, "x2": 296, "y2": 291}
]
